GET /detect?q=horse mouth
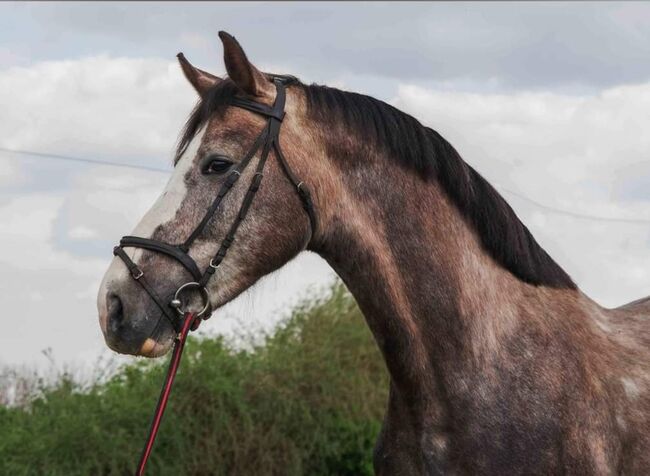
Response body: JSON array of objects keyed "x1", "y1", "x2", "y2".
[{"x1": 138, "y1": 337, "x2": 173, "y2": 358}]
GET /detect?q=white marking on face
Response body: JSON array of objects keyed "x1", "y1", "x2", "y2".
[
  {"x1": 130, "y1": 127, "x2": 206, "y2": 258},
  {"x1": 97, "y1": 128, "x2": 206, "y2": 320}
]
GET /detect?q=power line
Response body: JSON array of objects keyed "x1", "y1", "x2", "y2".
[
  {"x1": 0, "y1": 146, "x2": 169, "y2": 174},
  {"x1": 2, "y1": 146, "x2": 650, "y2": 224},
  {"x1": 499, "y1": 187, "x2": 650, "y2": 225}
]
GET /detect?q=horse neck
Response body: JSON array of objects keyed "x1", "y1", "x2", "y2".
[{"x1": 312, "y1": 151, "x2": 582, "y2": 397}]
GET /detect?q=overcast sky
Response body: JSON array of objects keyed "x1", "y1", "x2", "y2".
[{"x1": 1, "y1": 2, "x2": 650, "y2": 371}]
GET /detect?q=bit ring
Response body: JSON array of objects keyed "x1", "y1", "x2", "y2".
[{"x1": 170, "y1": 282, "x2": 210, "y2": 317}]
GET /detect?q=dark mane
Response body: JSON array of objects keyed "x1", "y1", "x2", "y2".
[{"x1": 177, "y1": 78, "x2": 575, "y2": 289}]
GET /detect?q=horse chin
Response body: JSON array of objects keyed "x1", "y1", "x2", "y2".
[{"x1": 138, "y1": 337, "x2": 174, "y2": 358}]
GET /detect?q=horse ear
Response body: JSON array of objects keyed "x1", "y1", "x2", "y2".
[
  {"x1": 177, "y1": 53, "x2": 221, "y2": 97},
  {"x1": 218, "y1": 31, "x2": 272, "y2": 98}
]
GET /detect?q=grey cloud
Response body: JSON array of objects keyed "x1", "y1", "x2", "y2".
[{"x1": 3, "y1": 3, "x2": 650, "y2": 92}]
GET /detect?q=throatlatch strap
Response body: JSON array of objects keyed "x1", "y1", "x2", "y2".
[{"x1": 273, "y1": 141, "x2": 318, "y2": 235}]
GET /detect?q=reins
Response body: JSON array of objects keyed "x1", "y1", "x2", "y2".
[{"x1": 136, "y1": 311, "x2": 197, "y2": 476}]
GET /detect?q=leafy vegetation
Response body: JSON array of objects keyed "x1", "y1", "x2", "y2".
[{"x1": 0, "y1": 284, "x2": 388, "y2": 475}]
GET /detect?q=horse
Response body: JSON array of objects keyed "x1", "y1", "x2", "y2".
[{"x1": 97, "y1": 31, "x2": 650, "y2": 475}]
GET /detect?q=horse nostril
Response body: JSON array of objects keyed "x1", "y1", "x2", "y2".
[{"x1": 106, "y1": 293, "x2": 124, "y2": 327}]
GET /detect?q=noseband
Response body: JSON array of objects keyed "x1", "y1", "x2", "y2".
[{"x1": 113, "y1": 78, "x2": 317, "y2": 332}]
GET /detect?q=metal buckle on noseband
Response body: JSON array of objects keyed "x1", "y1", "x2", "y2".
[{"x1": 170, "y1": 282, "x2": 210, "y2": 318}]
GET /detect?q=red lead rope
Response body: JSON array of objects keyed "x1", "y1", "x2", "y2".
[{"x1": 136, "y1": 311, "x2": 197, "y2": 476}]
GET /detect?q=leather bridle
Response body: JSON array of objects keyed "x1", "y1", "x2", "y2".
[{"x1": 113, "y1": 77, "x2": 317, "y2": 332}]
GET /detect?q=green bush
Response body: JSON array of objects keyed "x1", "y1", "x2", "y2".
[{"x1": 0, "y1": 284, "x2": 388, "y2": 475}]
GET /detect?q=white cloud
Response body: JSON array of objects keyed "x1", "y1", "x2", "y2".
[
  {"x1": 0, "y1": 55, "x2": 195, "y2": 161},
  {"x1": 67, "y1": 225, "x2": 98, "y2": 240},
  {"x1": 0, "y1": 194, "x2": 100, "y2": 273},
  {"x1": 0, "y1": 158, "x2": 23, "y2": 186}
]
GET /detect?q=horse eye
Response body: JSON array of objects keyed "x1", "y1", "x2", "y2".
[{"x1": 201, "y1": 155, "x2": 233, "y2": 175}]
